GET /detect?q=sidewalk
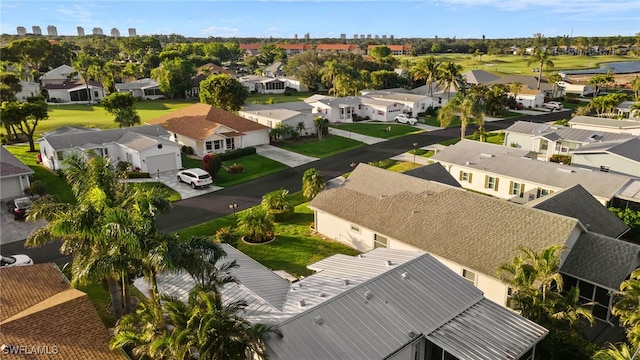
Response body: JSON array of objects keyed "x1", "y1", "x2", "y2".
[
  {"x1": 328, "y1": 127, "x2": 387, "y2": 145},
  {"x1": 255, "y1": 144, "x2": 319, "y2": 167},
  {"x1": 390, "y1": 152, "x2": 432, "y2": 165}
]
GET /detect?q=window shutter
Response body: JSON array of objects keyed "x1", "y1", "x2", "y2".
[
  {"x1": 468, "y1": 173, "x2": 473, "y2": 183},
  {"x1": 520, "y1": 184, "x2": 525, "y2": 198},
  {"x1": 509, "y1": 181, "x2": 514, "y2": 194},
  {"x1": 484, "y1": 175, "x2": 489, "y2": 188},
  {"x1": 495, "y1": 178, "x2": 499, "y2": 191},
  {"x1": 459, "y1": 170, "x2": 463, "y2": 180},
  {"x1": 537, "y1": 187, "x2": 541, "y2": 198}
]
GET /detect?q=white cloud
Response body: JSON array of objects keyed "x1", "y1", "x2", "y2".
[{"x1": 200, "y1": 26, "x2": 240, "y2": 37}]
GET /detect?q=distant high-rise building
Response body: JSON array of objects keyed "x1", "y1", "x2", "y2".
[
  {"x1": 366, "y1": 34, "x2": 371, "y2": 39},
  {"x1": 47, "y1": 25, "x2": 58, "y2": 36},
  {"x1": 93, "y1": 27, "x2": 103, "y2": 35},
  {"x1": 340, "y1": 33, "x2": 346, "y2": 40},
  {"x1": 304, "y1": 32, "x2": 310, "y2": 40},
  {"x1": 374, "y1": 35, "x2": 379, "y2": 39},
  {"x1": 32, "y1": 26, "x2": 42, "y2": 35},
  {"x1": 17, "y1": 26, "x2": 26, "y2": 36},
  {"x1": 353, "y1": 34, "x2": 358, "y2": 39},
  {"x1": 294, "y1": 34, "x2": 298, "y2": 40},
  {"x1": 128, "y1": 28, "x2": 137, "y2": 37},
  {"x1": 77, "y1": 26, "x2": 85, "y2": 36},
  {"x1": 111, "y1": 28, "x2": 120, "y2": 37},
  {"x1": 382, "y1": 35, "x2": 387, "y2": 39},
  {"x1": 390, "y1": 35, "x2": 394, "y2": 40},
  {"x1": 360, "y1": 34, "x2": 365, "y2": 39}
]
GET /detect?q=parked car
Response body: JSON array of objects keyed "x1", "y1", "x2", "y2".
[
  {"x1": 542, "y1": 101, "x2": 563, "y2": 110},
  {"x1": 510, "y1": 102, "x2": 524, "y2": 110},
  {"x1": 394, "y1": 114, "x2": 418, "y2": 125},
  {"x1": 177, "y1": 168, "x2": 213, "y2": 189},
  {"x1": 5, "y1": 197, "x2": 32, "y2": 220},
  {"x1": 1, "y1": 254, "x2": 34, "y2": 267}
]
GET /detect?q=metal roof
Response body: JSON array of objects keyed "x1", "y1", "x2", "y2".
[
  {"x1": 40, "y1": 125, "x2": 171, "y2": 151},
  {"x1": 430, "y1": 140, "x2": 634, "y2": 201},
  {"x1": 569, "y1": 116, "x2": 640, "y2": 129},
  {"x1": 571, "y1": 137, "x2": 640, "y2": 163},
  {"x1": 266, "y1": 253, "x2": 546, "y2": 360},
  {"x1": 505, "y1": 121, "x2": 633, "y2": 143}
]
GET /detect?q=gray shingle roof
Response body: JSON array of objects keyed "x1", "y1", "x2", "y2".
[
  {"x1": 430, "y1": 140, "x2": 634, "y2": 201},
  {"x1": 560, "y1": 232, "x2": 640, "y2": 290},
  {"x1": 527, "y1": 184, "x2": 629, "y2": 238},
  {"x1": 487, "y1": 75, "x2": 553, "y2": 91},
  {"x1": 505, "y1": 121, "x2": 633, "y2": 144},
  {"x1": 569, "y1": 116, "x2": 640, "y2": 129},
  {"x1": 403, "y1": 162, "x2": 462, "y2": 187},
  {"x1": 461, "y1": 69, "x2": 501, "y2": 84},
  {"x1": 0, "y1": 146, "x2": 34, "y2": 178},
  {"x1": 571, "y1": 137, "x2": 640, "y2": 163},
  {"x1": 40, "y1": 125, "x2": 171, "y2": 151},
  {"x1": 309, "y1": 164, "x2": 580, "y2": 277},
  {"x1": 266, "y1": 253, "x2": 547, "y2": 360}
]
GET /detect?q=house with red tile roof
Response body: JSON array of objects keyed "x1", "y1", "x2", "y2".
[
  {"x1": 367, "y1": 44, "x2": 412, "y2": 55},
  {"x1": 146, "y1": 103, "x2": 270, "y2": 156},
  {"x1": 275, "y1": 43, "x2": 312, "y2": 55},
  {"x1": 240, "y1": 43, "x2": 261, "y2": 57},
  {"x1": 315, "y1": 43, "x2": 361, "y2": 53},
  {"x1": 0, "y1": 263, "x2": 127, "y2": 359}
]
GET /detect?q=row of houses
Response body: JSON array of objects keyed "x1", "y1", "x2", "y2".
[
  {"x1": 239, "y1": 43, "x2": 413, "y2": 57},
  {"x1": 515, "y1": 45, "x2": 636, "y2": 56}
]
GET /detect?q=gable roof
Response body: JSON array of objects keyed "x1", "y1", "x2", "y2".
[
  {"x1": 403, "y1": 162, "x2": 462, "y2": 188},
  {"x1": 41, "y1": 64, "x2": 75, "y2": 80},
  {"x1": 316, "y1": 44, "x2": 360, "y2": 52},
  {"x1": 527, "y1": 184, "x2": 629, "y2": 238},
  {"x1": 40, "y1": 125, "x2": 173, "y2": 151},
  {"x1": 362, "y1": 91, "x2": 427, "y2": 103},
  {"x1": 146, "y1": 103, "x2": 269, "y2": 141},
  {"x1": 265, "y1": 252, "x2": 547, "y2": 360},
  {"x1": 45, "y1": 79, "x2": 104, "y2": 90},
  {"x1": 571, "y1": 137, "x2": 640, "y2": 163},
  {"x1": 0, "y1": 264, "x2": 126, "y2": 359},
  {"x1": 560, "y1": 233, "x2": 640, "y2": 290},
  {"x1": 461, "y1": 69, "x2": 501, "y2": 84},
  {"x1": 569, "y1": 116, "x2": 640, "y2": 130},
  {"x1": 488, "y1": 75, "x2": 552, "y2": 91},
  {"x1": 430, "y1": 140, "x2": 634, "y2": 201},
  {"x1": 505, "y1": 121, "x2": 633, "y2": 143},
  {"x1": 264, "y1": 61, "x2": 284, "y2": 73},
  {"x1": 1, "y1": 146, "x2": 34, "y2": 178},
  {"x1": 309, "y1": 164, "x2": 580, "y2": 277}
]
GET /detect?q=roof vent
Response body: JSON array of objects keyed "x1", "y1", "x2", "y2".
[
  {"x1": 363, "y1": 290, "x2": 373, "y2": 300},
  {"x1": 319, "y1": 292, "x2": 326, "y2": 298},
  {"x1": 313, "y1": 316, "x2": 324, "y2": 325},
  {"x1": 385, "y1": 260, "x2": 393, "y2": 267},
  {"x1": 401, "y1": 272, "x2": 409, "y2": 280},
  {"x1": 298, "y1": 300, "x2": 306, "y2": 307},
  {"x1": 412, "y1": 210, "x2": 420, "y2": 214},
  {"x1": 343, "y1": 279, "x2": 350, "y2": 286},
  {"x1": 556, "y1": 168, "x2": 574, "y2": 173},
  {"x1": 408, "y1": 331, "x2": 418, "y2": 338},
  {"x1": 358, "y1": 254, "x2": 364, "y2": 258},
  {"x1": 480, "y1": 153, "x2": 494, "y2": 158}
]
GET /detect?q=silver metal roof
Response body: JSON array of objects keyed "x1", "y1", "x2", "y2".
[
  {"x1": 505, "y1": 121, "x2": 633, "y2": 144},
  {"x1": 40, "y1": 125, "x2": 171, "y2": 151}
]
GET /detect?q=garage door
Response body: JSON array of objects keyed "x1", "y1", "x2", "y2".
[
  {"x1": 145, "y1": 153, "x2": 177, "y2": 173},
  {"x1": 1, "y1": 178, "x2": 24, "y2": 201}
]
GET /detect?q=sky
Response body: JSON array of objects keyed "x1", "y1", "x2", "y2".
[{"x1": 1, "y1": 0, "x2": 638, "y2": 40}]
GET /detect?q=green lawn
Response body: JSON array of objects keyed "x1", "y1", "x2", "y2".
[
  {"x1": 246, "y1": 92, "x2": 314, "y2": 104},
  {"x1": 182, "y1": 154, "x2": 289, "y2": 188},
  {"x1": 275, "y1": 135, "x2": 364, "y2": 158},
  {"x1": 329, "y1": 122, "x2": 423, "y2": 139}
]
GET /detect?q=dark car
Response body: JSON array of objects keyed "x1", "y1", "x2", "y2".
[{"x1": 6, "y1": 197, "x2": 32, "y2": 220}]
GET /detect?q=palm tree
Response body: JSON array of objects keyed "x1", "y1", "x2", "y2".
[
  {"x1": 612, "y1": 268, "x2": 640, "y2": 348},
  {"x1": 593, "y1": 343, "x2": 638, "y2": 360},
  {"x1": 411, "y1": 56, "x2": 440, "y2": 96},
  {"x1": 437, "y1": 92, "x2": 485, "y2": 140},
  {"x1": 438, "y1": 61, "x2": 463, "y2": 99},
  {"x1": 526, "y1": 47, "x2": 555, "y2": 90},
  {"x1": 237, "y1": 207, "x2": 275, "y2": 243},
  {"x1": 510, "y1": 81, "x2": 523, "y2": 100},
  {"x1": 72, "y1": 53, "x2": 99, "y2": 104},
  {"x1": 313, "y1": 116, "x2": 328, "y2": 141},
  {"x1": 302, "y1": 168, "x2": 326, "y2": 200},
  {"x1": 113, "y1": 107, "x2": 141, "y2": 127},
  {"x1": 632, "y1": 76, "x2": 640, "y2": 100},
  {"x1": 548, "y1": 72, "x2": 563, "y2": 98}
]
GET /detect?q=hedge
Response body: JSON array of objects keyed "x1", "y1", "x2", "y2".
[{"x1": 219, "y1": 147, "x2": 256, "y2": 161}]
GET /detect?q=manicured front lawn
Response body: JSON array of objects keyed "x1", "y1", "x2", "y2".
[
  {"x1": 329, "y1": 122, "x2": 422, "y2": 139},
  {"x1": 247, "y1": 92, "x2": 314, "y2": 104},
  {"x1": 182, "y1": 154, "x2": 289, "y2": 188},
  {"x1": 275, "y1": 135, "x2": 364, "y2": 158}
]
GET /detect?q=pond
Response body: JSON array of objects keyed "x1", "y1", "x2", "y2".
[{"x1": 560, "y1": 61, "x2": 640, "y2": 75}]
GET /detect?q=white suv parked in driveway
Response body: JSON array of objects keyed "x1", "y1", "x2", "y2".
[
  {"x1": 542, "y1": 101, "x2": 563, "y2": 110},
  {"x1": 177, "y1": 168, "x2": 213, "y2": 189},
  {"x1": 394, "y1": 114, "x2": 418, "y2": 125}
]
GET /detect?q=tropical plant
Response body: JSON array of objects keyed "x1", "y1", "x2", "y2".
[
  {"x1": 593, "y1": 343, "x2": 638, "y2": 360},
  {"x1": 438, "y1": 61, "x2": 463, "y2": 99},
  {"x1": 313, "y1": 116, "x2": 328, "y2": 141},
  {"x1": 0, "y1": 97, "x2": 49, "y2": 151},
  {"x1": 548, "y1": 72, "x2": 563, "y2": 98},
  {"x1": 101, "y1": 92, "x2": 141, "y2": 127},
  {"x1": 437, "y1": 91, "x2": 485, "y2": 140},
  {"x1": 199, "y1": 73, "x2": 249, "y2": 112},
  {"x1": 72, "y1": 53, "x2": 100, "y2": 104},
  {"x1": 526, "y1": 47, "x2": 555, "y2": 90},
  {"x1": 411, "y1": 56, "x2": 440, "y2": 96},
  {"x1": 262, "y1": 188, "x2": 294, "y2": 222},
  {"x1": 632, "y1": 76, "x2": 640, "y2": 100},
  {"x1": 302, "y1": 168, "x2": 325, "y2": 200},
  {"x1": 237, "y1": 207, "x2": 275, "y2": 243},
  {"x1": 612, "y1": 268, "x2": 640, "y2": 348}
]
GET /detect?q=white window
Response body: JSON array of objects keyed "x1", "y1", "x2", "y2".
[
  {"x1": 462, "y1": 269, "x2": 477, "y2": 285},
  {"x1": 56, "y1": 151, "x2": 64, "y2": 160},
  {"x1": 205, "y1": 141, "x2": 212, "y2": 151},
  {"x1": 226, "y1": 138, "x2": 235, "y2": 150},
  {"x1": 485, "y1": 176, "x2": 498, "y2": 190},
  {"x1": 374, "y1": 234, "x2": 388, "y2": 249},
  {"x1": 510, "y1": 182, "x2": 524, "y2": 197},
  {"x1": 459, "y1": 171, "x2": 472, "y2": 183},
  {"x1": 214, "y1": 140, "x2": 223, "y2": 150},
  {"x1": 537, "y1": 188, "x2": 550, "y2": 198},
  {"x1": 350, "y1": 224, "x2": 360, "y2": 233}
]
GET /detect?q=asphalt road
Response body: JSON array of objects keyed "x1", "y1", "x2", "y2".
[{"x1": 6, "y1": 109, "x2": 571, "y2": 264}]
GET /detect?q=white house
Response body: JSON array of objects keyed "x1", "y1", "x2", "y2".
[
  {"x1": 570, "y1": 137, "x2": 640, "y2": 177},
  {"x1": 38, "y1": 125, "x2": 181, "y2": 173},
  {"x1": 511, "y1": 87, "x2": 545, "y2": 108},
  {"x1": 360, "y1": 90, "x2": 433, "y2": 117},
  {"x1": 503, "y1": 121, "x2": 633, "y2": 160},
  {"x1": 45, "y1": 80, "x2": 106, "y2": 104},
  {"x1": 40, "y1": 64, "x2": 75, "y2": 85},
  {"x1": 308, "y1": 164, "x2": 640, "y2": 331},
  {"x1": 238, "y1": 105, "x2": 316, "y2": 136},
  {"x1": 279, "y1": 76, "x2": 308, "y2": 92},
  {"x1": 0, "y1": 146, "x2": 33, "y2": 200},
  {"x1": 140, "y1": 245, "x2": 549, "y2": 360},
  {"x1": 239, "y1": 75, "x2": 285, "y2": 94},
  {"x1": 146, "y1": 103, "x2": 270, "y2": 156},
  {"x1": 569, "y1": 116, "x2": 640, "y2": 136},
  {"x1": 556, "y1": 79, "x2": 595, "y2": 97},
  {"x1": 307, "y1": 95, "x2": 404, "y2": 123},
  {"x1": 115, "y1": 78, "x2": 164, "y2": 100},
  {"x1": 16, "y1": 81, "x2": 40, "y2": 101},
  {"x1": 430, "y1": 140, "x2": 634, "y2": 205}
]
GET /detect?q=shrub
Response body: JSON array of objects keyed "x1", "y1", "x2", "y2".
[
  {"x1": 227, "y1": 164, "x2": 244, "y2": 174},
  {"x1": 564, "y1": 93, "x2": 580, "y2": 103},
  {"x1": 181, "y1": 145, "x2": 195, "y2": 155},
  {"x1": 202, "y1": 153, "x2": 222, "y2": 179},
  {"x1": 238, "y1": 207, "x2": 275, "y2": 243},
  {"x1": 116, "y1": 161, "x2": 131, "y2": 172},
  {"x1": 368, "y1": 159, "x2": 396, "y2": 169},
  {"x1": 127, "y1": 172, "x2": 151, "y2": 179},
  {"x1": 215, "y1": 227, "x2": 238, "y2": 246},
  {"x1": 537, "y1": 330, "x2": 598, "y2": 360},
  {"x1": 549, "y1": 154, "x2": 572, "y2": 165},
  {"x1": 25, "y1": 180, "x2": 47, "y2": 196},
  {"x1": 219, "y1": 147, "x2": 256, "y2": 161}
]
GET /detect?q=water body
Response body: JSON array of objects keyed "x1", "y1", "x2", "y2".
[{"x1": 561, "y1": 61, "x2": 640, "y2": 75}]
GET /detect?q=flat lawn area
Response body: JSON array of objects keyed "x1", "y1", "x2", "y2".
[
  {"x1": 247, "y1": 92, "x2": 314, "y2": 104},
  {"x1": 182, "y1": 154, "x2": 289, "y2": 188},
  {"x1": 275, "y1": 135, "x2": 364, "y2": 158},
  {"x1": 423, "y1": 115, "x2": 458, "y2": 128},
  {"x1": 330, "y1": 122, "x2": 422, "y2": 139},
  {"x1": 77, "y1": 279, "x2": 147, "y2": 328},
  {"x1": 176, "y1": 194, "x2": 359, "y2": 277}
]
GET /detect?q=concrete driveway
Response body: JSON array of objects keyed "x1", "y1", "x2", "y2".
[
  {"x1": 255, "y1": 145, "x2": 319, "y2": 167},
  {"x1": 0, "y1": 206, "x2": 46, "y2": 245},
  {"x1": 129, "y1": 170, "x2": 222, "y2": 200}
]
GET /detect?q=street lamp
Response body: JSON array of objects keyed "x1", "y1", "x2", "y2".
[
  {"x1": 412, "y1": 142, "x2": 418, "y2": 164},
  {"x1": 228, "y1": 203, "x2": 238, "y2": 218}
]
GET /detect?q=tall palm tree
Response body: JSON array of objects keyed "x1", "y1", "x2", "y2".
[
  {"x1": 438, "y1": 61, "x2": 463, "y2": 99},
  {"x1": 526, "y1": 47, "x2": 555, "y2": 90},
  {"x1": 437, "y1": 92, "x2": 485, "y2": 140},
  {"x1": 510, "y1": 81, "x2": 523, "y2": 100},
  {"x1": 411, "y1": 56, "x2": 440, "y2": 96},
  {"x1": 612, "y1": 268, "x2": 640, "y2": 348},
  {"x1": 632, "y1": 76, "x2": 640, "y2": 100},
  {"x1": 302, "y1": 168, "x2": 326, "y2": 200},
  {"x1": 72, "y1": 53, "x2": 99, "y2": 104},
  {"x1": 548, "y1": 73, "x2": 563, "y2": 98}
]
